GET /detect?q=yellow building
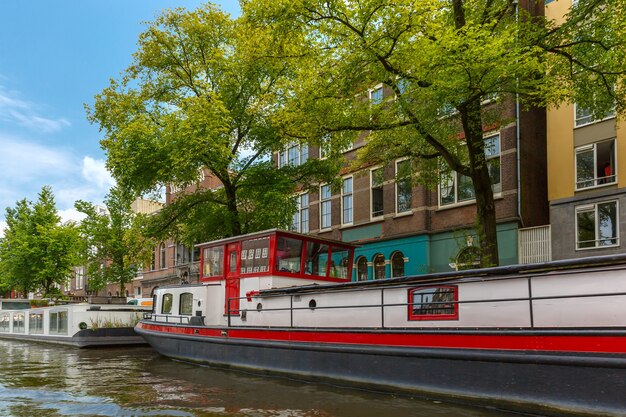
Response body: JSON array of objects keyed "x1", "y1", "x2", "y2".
[{"x1": 546, "y1": 0, "x2": 625, "y2": 259}]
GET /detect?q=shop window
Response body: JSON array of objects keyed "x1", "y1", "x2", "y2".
[
  {"x1": 408, "y1": 286, "x2": 458, "y2": 321},
  {"x1": 356, "y1": 256, "x2": 368, "y2": 281},
  {"x1": 391, "y1": 251, "x2": 405, "y2": 277},
  {"x1": 276, "y1": 236, "x2": 303, "y2": 274},
  {"x1": 373, "y1": 254, "x2": 386, "y2": 279}
]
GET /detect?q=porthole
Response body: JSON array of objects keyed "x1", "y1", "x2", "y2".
[
  {"x1": 309, "y1": 299, "x2": 317, "y2": 310},
  {"x1": 256, "y1": 303, "x2": 263, "y2": 311}
]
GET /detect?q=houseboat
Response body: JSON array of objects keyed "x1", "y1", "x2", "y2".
[
  {"x1": 136, "y1": 229, "x2": 626, "y2": 416},
  {"x1": 0, "y1": 300, "x2": 149, "y2": 348}
]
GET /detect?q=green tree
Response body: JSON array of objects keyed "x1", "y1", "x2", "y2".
[
  {"x1": 243, "y1": 0, "x2": 626, "y2": 266},
  {"x1": 0, "y1": 186, "x2": 80, "y2": 295},
  {"x1": 87, "y1": 4, "x2": 337, "y2": 245},
  {"x1": 76, "y1": 187, "x2": 151, "y2": 296}
]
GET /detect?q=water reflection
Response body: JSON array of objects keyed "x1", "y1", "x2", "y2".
[{"x1": 0, "y1": 340, "x2": 526, "y2": 417}]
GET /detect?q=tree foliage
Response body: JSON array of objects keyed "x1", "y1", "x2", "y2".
[
  {"x1": 75, "y1": 187, "x2": 151, "y2": 295},
  {"x1": 87, "y1": 4, "x2": 338, "y2": 245},
  {"x1": 0, "y1": 186, "x2": 80, "y2": 295},
  {"x1": 242, "y1": 0, "x2": 626, "y2": 266}
]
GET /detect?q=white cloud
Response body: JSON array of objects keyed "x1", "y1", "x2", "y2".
[
  {"x1": 0, "y1": 86, "x2": 70, "y2": 133},
  {"x1": 58, "y1": 207, "x2": 87, "y2": 225},
  {"x1": 82, "y1": 156, "x2": 115, "y2": 189},
  {"x1": 0, "y1": 134, "x2": 73, "y2": 182},
  {"x1": 0, "y1": 220, "x2": 6, "y2": 238}
]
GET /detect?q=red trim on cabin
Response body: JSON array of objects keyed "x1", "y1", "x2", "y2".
[{"x1": 137, "y1": 322, "x2": 626, "y2": 355}]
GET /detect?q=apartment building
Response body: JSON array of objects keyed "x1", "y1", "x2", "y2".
[
  {"x1": 546, "y1": 0, "x2": 626, "y2": 260},
  {"x1": 278, "y1": 84, "x2": 548, "y2": 279}
]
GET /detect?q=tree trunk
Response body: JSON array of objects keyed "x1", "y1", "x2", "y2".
[
  {"x1": 223, "y1": 179, "x2": 242, "y2": 237},
  {"x1": 461, "y1": 102, "x2": 500, "y2": 267}
]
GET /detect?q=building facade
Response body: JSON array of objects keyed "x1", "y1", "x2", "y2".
[{"x1": 546, "y1": 0, "x2": 626, "y2": 260}]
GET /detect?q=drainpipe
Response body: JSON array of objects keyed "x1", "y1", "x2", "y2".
[{"x1": 514, "y1": 0, "x2": 524, "y2": 228}]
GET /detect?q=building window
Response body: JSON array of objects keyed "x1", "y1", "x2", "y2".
[
  {"x1": 395, "y1": 160, "x2": 412, "y2": 214},
  {"x1": 373, "y1": 254, "x2": 386, "y2": 279},
  {"x1": 371, "y1": 168, "x2": 384, "y2": 218},
  {"x1": 320, "y1": 133, "x2": 353, "y2": 159},
  {"x1": 279, "y1": 144, "x2": 308, "y2": 167},
  {"x1": 161, "y1": 294, "x2": 173, "y2": 314},
  {"x1": 575, "y1": 103, "x2": 616, "y2": 127},
  {"x1": 408, "y1": 286, "x2": 458, "y2": 321},
  {"x1": 290, "y1": 193, "x2": 309, "y2": 233},
  {"x1": 439, "y1": 134, "x2": 501, "y2": 206},
  {"x1": 320, "y1": 184, "x2": 332, "y2": 229},
  {"x1": 575, "y1": 139, "x2": 616, "y2": 190},
  {"x1": 356, "y1": 256, "x2": 368, "y2": 281},
  {"x1": 342, "y1": 177, "x2": 353, "y2": 225},
  {"x1": 576, "y1": 201, "x2": 619, "y2": 249},
  {"x1": 159, "y1": 243, "x2": 166, "y2": 269},
  {"x1": 179, "y1": 293, "x2": 193, "y2": 315},
  {"x1": 391, "y1": 251, "x2": 405, "y2": 277},
  {"x1": 176, "y1": 244, "x2": 191, "y2": 266},
  {"x1": 369, "y1": 85, "x2": 383, "y2": 104},
  {"x1": 150, "y1": 247, "x2": 156, "y2": 271}
]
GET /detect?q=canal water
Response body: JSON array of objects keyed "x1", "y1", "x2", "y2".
[{"x1": 0, "y1": 340, "x2": 531, "y2": 417}]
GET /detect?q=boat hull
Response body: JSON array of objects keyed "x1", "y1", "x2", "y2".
[
  {"x1": 0, "y1": 327, "x2": 147, "y2": 348},
  {"x1": 136, "y1": 322, "x2": 626, "y2": 416}
]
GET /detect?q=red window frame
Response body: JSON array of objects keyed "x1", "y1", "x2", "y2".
[{"x1": 407, "y1": 285, "x2": 459, "y2": 321}]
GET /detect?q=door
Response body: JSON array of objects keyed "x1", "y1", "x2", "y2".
[{"x1": 224, "y1": 242, "x2": 241, "y2": 315}]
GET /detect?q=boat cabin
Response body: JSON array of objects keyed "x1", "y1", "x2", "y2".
[{"x1": 196, "y1": 229, "x2": 355, "y2": 316}]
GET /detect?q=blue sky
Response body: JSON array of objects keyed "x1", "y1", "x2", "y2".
[{"x1": 0, "y1": 1, "x2": 240, "y2": 236}]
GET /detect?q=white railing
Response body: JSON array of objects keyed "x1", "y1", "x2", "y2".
[{"x1": 518, "y1": 225, "x2": 551, "y2": 264}]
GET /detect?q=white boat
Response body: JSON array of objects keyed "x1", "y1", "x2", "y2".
[
  {"x1": 136, "y1": 229, "x2": 626, "y2": 416},
  {"x1": 0, "y1": 300, "x2": 149, "y2": 348}
]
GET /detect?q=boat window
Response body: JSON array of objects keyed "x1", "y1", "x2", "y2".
[
  {"x1": 241, "y1": 237, "x2": 270, "y2": 274},
  {"x1": 203, "y1": 246, "x2": 224, "y2": 278},
  {"x1": 162, "y1": 294, "x2": 173, "y2": 314},
  {"x1": 275, "y1": 236, "x2": 303, "y2": 274},
  {"x1": 356, "y1": 256, "x2": 368, "y2": 281},
  {"x1": 391, "y1": 251, "x2": 405, "y2": 277},
  {"x1": 0, "y1": 313, "x2": 9, "y2": 332},
  {"x1": 304, "y1": 242, "x2": 329, "y2": 277},
  {"x1": 408, "y1": 286, "x2": 458, "y2": 321},
  {"x1": 180, "y1": 293, "x2": 193, "y2": 315},
  {"x1": 12, "y1": 313, "x2": 25, "y2": 333},
  {"x1": 29, "y1": 312, "x2": 44, "y2": 334},
  {"x1": 50, "y1": 310, "x2": 68, "y2": 335},
  {"x1": 330, "y1": 247, "x2": 349, "y2": 278}
]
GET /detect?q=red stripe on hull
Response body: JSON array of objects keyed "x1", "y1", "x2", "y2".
[{"x1": 137, "y1": 322, "x2": 626, "y2": 354}]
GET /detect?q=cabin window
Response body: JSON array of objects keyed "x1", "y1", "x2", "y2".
[
  {"x1": 356, "y1": 256, "x2": 368, "y2": 281},
  {"x1": 0, "y1": 313, "x2": 9, "y2": 332},
  {"x1": 276, "y1": 236, "x2": 303, "y2": 274},
  {"x1": 304, "y1": 242, "x2": 329, "y2": 277},
  {"x1": 241, "y1": 237, "x2": 270, "y2": 274},
  {"x1": 179, "y1": 293, "x2": 193, "y2": 315},
  {"x1": 12, "y1": 313, "x2": 25, "y2": 333},
  {"x1": 391, "y1": 251, "x2": 405, "y2": 277},
  {"x1": 330, "y1": 246, "x2": 350, "y2": 278},
  {"x1": 162, "y1": 294, "x2": 173, "y2": 314},
  {"x1": 203, "y1": 246, "x2": 224, "y2": 278},
  {"x1": 29, "y1": 312, "x2": 44, "y2": 334},
  {"x1": 408, "y1": 286, "x2": 458, "y2": 321},
  {"x1": 373, "y1": 254, "x2": 386, "y2": 279},
  {"x1": 50, "y1": 310, "x2": 68, "y2": 334}
]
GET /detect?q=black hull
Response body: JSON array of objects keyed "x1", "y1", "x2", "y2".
[{"x1": 136, "y1": 326, "x2": 626, "y2": 416}]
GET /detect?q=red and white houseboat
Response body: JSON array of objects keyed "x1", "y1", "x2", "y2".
[{"x1": 136, "y1": 229, "x2": 626, "y2": 416}]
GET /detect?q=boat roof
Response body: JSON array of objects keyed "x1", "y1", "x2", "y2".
[{"x1": 195, "y1": 228, "x2": 358, "y2": 248}]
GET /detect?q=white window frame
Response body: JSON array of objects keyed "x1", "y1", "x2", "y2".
[
  {"x1": 575, "y1": 200, "x2": 619, "y2": 250},
  {"x1": 278, "y1": 143, "x2": 309, "y2": 167},
  {"x1": 574, "y1": 103, "x2": 616, "y2": 128},
  {"x1": 438, "y1": 133, "x2": 501, "y2": 208},
  {"x1": 575, "y1": 138, "x2": 617, "y2": 190},
  {"x1": 395, "y1": 158, "x2": 412, "y2": 215},
  {"x1": 370, "y1": 166, "x2": 384, "y2": 220},
  {"x1": 369, "y1": 84, "x2": 384, "y2": 105},
  {"x1": 342, "y1": 176, "x2": 353, "y2": 226},
  {"x1": 320, "y1": 184, "x2": 332, "y2": 230},
  {"x1": 290, "y1": 192, "x2": 309, "y2": 233}
]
